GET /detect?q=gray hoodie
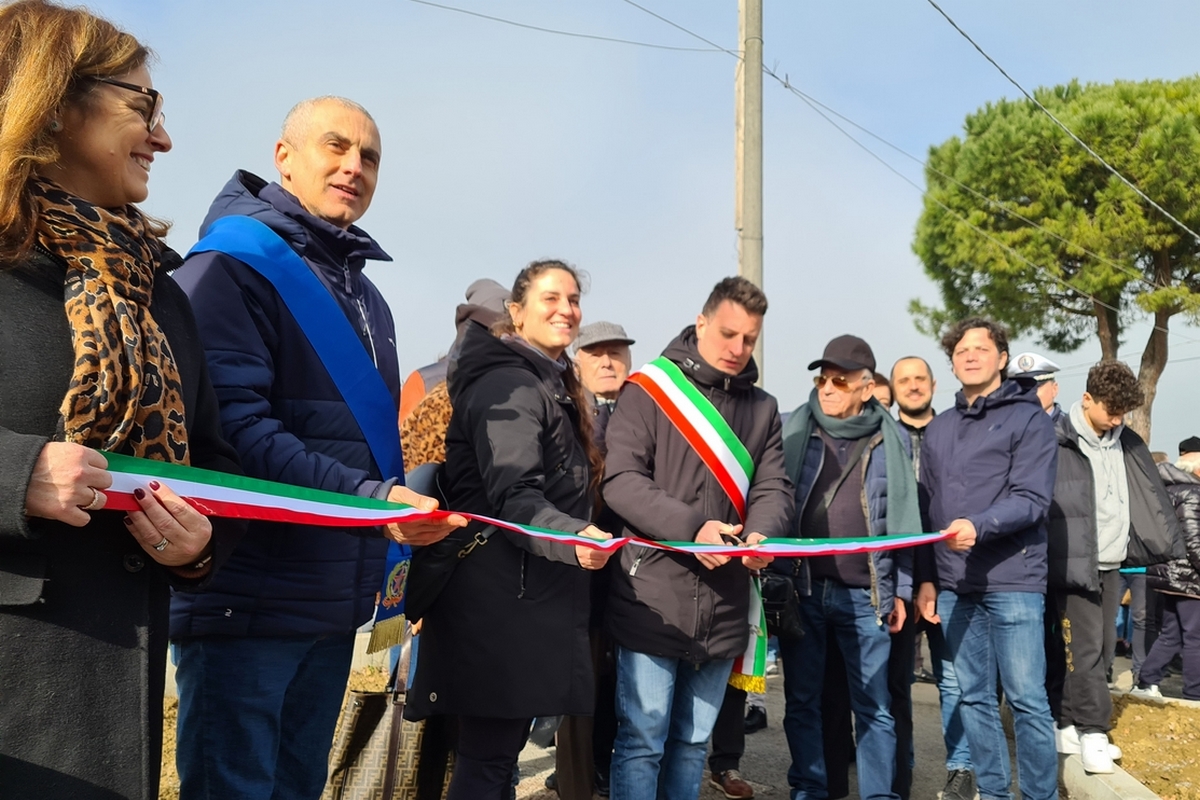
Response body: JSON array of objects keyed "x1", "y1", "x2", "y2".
[{"x1": 1069, "y1": 401, "x2": 1130, "y2": 568}]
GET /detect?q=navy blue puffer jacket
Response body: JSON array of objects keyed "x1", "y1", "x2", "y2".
[{"x1": 169, "y1": 171, "x2": 400, "y2": 638}]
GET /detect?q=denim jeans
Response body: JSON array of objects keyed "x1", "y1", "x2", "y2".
[
  {"x1": 778, "y1": 579, "x2": 899, "y2": 800},
  {"x1": 172, "y1": 633, "x2": 356, "y2": 800},
  {"x1": 929, "y1": 621, "x2": 972, "y2": 772},
  {"x1": 610, "y1": 646, "x2": 733, "y2": 800},
  {"x1": 939, "y1": 591, "x2": 1058, "y2": 800}
]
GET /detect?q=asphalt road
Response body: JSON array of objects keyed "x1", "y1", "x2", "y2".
[{"x1": 515, "y1": 670, "x2": 976, "y2": 799}]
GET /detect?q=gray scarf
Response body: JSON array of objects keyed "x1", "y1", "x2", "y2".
[{"x1": 783, "y1": 389, "x2": 923, "y2": 535}]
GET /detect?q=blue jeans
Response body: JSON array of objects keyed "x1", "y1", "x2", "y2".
[
  {"x1": 939, "y1": 591, "x2": 1057, "y2": 800},
  {"x1": 778, "y1": 579, "x2": 899, "y2": 800},
  {"x1": 173, "y1": 633, "x2": 357, "y2": 800},
  {"x1": 610, "y1": 646, "x2": 733, "y2": 800},
  {"x1": 929, "y1": 624, "x2": 972, "y2": 771}
]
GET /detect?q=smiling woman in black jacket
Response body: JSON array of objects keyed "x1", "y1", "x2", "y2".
[{"x1": 408, "y1": 260, "x2": 613, "y2": 800}]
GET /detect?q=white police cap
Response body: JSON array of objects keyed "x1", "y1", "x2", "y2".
[{"x1": 1012, "y1": 351, "x2": 1061, "y2": 381}]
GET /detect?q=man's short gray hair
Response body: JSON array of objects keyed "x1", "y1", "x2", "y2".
[
  {"x1": 1177, "y1": 453, "x2": 1200, "y2": 474},
  {"x1": 280, "y1": 96, "x2": 375, "y2": 143}
]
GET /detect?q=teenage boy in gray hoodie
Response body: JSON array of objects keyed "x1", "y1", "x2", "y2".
[{"x1": 1045, "y1": 360, "x2": 1180, "y2": 774}]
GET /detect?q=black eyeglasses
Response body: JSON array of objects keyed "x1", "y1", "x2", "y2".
[{"x1": 95, "y1": 78, "x2": 165, "y2": 134}]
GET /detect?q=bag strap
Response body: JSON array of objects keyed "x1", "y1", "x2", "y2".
[
  {"x1": 380, "y1": 631, "x2": 414, "y2": 800},
  {"x1": 807, "y1": 436, "x2": 871, "y2": 536}
]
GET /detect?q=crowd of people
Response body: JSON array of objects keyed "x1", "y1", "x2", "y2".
[{"x1": 0, "y1": 2, "x2": 1195, "y2": 800}]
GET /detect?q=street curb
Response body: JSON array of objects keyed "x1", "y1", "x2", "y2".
[{"x1": 1060, "y1": 754, "x2": 1160, "y2": 799}]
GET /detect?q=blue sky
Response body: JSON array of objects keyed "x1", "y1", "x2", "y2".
[{"x1": 94, "y1": 0, "x2": 1200, "y2": 452}]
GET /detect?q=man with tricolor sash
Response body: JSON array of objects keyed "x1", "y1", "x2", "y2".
[
  {"x1": 168, "y1": 97, "x2": 464, "y2": 800},
  {"x1": 601, "y1": 277, "x2": 793, "y2": 800},
  {"x1": 776, "y1": 335, "x2": 920, "y2": 800}
]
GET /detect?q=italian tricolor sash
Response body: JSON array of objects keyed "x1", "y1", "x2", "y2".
[
  {"x1": 627, "y1": 356, "x2": 766, "y2": 691},
  {"x1": 627, "y1": 357, "x2": 754, "y2": 521}
]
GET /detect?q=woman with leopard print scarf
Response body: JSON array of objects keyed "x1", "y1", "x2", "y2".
[{"x1": 0, "y1": 2, "x2": 242, "y2": 798}]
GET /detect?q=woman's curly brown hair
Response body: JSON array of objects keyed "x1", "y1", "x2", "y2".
[{"x1": 1085, "y1": 360, "x2": 1144, "y2": 416}]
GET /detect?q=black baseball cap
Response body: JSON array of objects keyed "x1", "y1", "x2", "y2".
[
  {"x1": 1181, "y1": 436, "x2": 1200, "y2": 455},
  {"x1": 808, "y1": 334, "x2": 876, "y2": 373}
]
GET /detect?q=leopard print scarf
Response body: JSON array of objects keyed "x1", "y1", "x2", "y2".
[{"x1": 33, "y1": 178, "x2": 190, "y2": 464}]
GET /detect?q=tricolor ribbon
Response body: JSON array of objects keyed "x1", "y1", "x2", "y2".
[{"x1": 103, "y1": 449, "x2": 950, "y2": 555}]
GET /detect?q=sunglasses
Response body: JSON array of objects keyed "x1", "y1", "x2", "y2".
[
  {"x1": 96, "y1": 77, "x2": 165, "y2": 134},
  {"x1": 813, "y1": 374, "x2": 865, "y2": 392}
]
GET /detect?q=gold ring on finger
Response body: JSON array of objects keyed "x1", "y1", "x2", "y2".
[{"x1": 79, "y1": 488, "x2": 103, "y2": 512}]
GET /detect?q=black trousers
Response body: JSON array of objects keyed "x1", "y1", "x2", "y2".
[
  {"x1": 1048, "y1": 569, "x2": 1120, "y2": 734},
  {"x1": 708, "y1": 684, "x2": 747, "y2": 774},
  {"x1": 887, "y1": 599, "x2": 916, "y2": 800},
  {"x1": 1140, "y1": 594, "x2": 1200, "y2": 699},
  {"x1": 446, "y1": 716, "x2": 531, "y2": 800}
]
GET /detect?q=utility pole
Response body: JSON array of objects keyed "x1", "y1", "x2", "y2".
[{"x1": 735, "y1": 0, "x2": 764, "y2": 383}]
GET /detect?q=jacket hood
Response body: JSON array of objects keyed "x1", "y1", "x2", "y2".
[
  {"x1": 199, "y1": 170, "x2": 392, "y2": 267},
  {"x1": 661, "y1": 325, "x2": 759, "y2": 392},
  {"x1": 448, "y1": 321, "x2": 566, "y2": 402},
  {"x1": 1159, "y1": 461, "x2": 1200, "y2": 487},
  {"x1": 953, "y1": 377, "x2": 1040, "y2": 416}
]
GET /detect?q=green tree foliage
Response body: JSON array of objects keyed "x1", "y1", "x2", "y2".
[{"x1": 912, "y1": 76, "x2": 1200, "y2": 440}]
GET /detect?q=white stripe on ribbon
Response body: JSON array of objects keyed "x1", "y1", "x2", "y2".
[{"x1": 636, "y1": 362, "x2": 751, "y2": 502}]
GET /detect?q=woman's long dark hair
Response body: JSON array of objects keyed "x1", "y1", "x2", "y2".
[{"x1": 493, "y1": 259, "x2": 605, "y2": 510}]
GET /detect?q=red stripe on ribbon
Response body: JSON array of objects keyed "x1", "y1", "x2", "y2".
[{"x1": 628, "y1": 373, "x2": 747, "y2": 522}]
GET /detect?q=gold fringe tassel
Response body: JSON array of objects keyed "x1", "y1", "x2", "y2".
[
  {"x1": 366, "y1": 613, "x2": 407, "y2": 654},
  {"x1": 727, "y1": 672, "x2": 766, "y2": 694}
]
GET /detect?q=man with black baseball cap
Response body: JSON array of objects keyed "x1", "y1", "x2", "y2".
[
  {"x1": 773, "y1": 334, "x2": 921, "y2": 800},
  {"x1": 1181, "y1": 436, "x2": 1200, "y2": 458}
]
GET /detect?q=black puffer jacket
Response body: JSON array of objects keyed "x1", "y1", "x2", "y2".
[
  {"x1": 1047, "y1": 413, "x2": 1182, "y2": 591},
  {"x1": 407, "y1": 322, "x2": 595, "y2": 720},
  {"x1": 602, "y1": 327, "x2": 794, "y2": 663},
  {"x1": 1148, "y1": 463, "x2": 1200, "y2": 599}
]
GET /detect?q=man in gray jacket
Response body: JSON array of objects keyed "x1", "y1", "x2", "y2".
[
  {"x1": 602, "y1": 277, "x2": 793, "y2": 800},
  {"x1": 1046, "y1": 360, "x2": 1181, "y2": 774}
]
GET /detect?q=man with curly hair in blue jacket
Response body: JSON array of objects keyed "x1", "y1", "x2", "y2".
[{"x1": 915, "y1": 317, "x2": 1059, "y2": 800}]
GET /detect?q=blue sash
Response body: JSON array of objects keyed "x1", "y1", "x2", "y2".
[{"x1": 188, "y1": 215, "x2": 409, "y2": 622}]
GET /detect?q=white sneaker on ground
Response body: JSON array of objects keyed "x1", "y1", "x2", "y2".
[
  {"x1": 1056, "y1": 724, "x2": 1122, "y2": 759},
  {"x1": 1131, "y1": 683, "x2": 1163, "y2": 699},
  {"x1": 1080, "y1": 732, "x2": 1116, "y2": 774},
  {"x1": 1055, "y1": 724, "x2": 1081, "y2": 754}
]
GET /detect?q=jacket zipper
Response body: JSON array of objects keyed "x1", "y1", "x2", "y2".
[
  {"x1": 861, "y1": 435, "x2": 883, "y2": 615},
  {"x1": 343, "y1": 259, "x2": 378, "y2": 366}
]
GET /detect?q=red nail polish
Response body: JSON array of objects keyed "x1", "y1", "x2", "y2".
[
  {"x1": 149, "y1": 480, "x2": 161, "y2": 491},
  {"x1": 134, "y1": 488, "x2": 145, "y2": 500}
]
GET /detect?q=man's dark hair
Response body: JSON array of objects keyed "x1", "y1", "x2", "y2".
[
  {"x1": 702, "y1": 276, "x2": 768, "y2": 318},
  {"x1": 940, "y1": 317, "x2": 1011, "y2": 379},
  {"x1": 1086, "y1": 360, "x2": 1144, "y2": 416}
]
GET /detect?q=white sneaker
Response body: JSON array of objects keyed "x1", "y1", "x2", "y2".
[
  {"x1": 1132, "y1": 683, "x2": 1163, "y2": 699},
  {"x1": 1055, "y1": 724, "x2": 1081, "y2": 755},
  {"x1": 1057, "y1": 724, "x2": 1122, "y2": 759},
  {"x1": 1080, "y1": 732, "x2": 1115, "y2": 774}
]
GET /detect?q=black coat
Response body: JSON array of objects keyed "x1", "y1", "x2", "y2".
[
  {"x1": 1148, "y1": 463, "x2": 1200, "y2": 599},
  {"x1": 407, "y1": 324, "x2": 595, "y2": 720},
  {"x1": 1047, "y1": 413, "x2": 1182, "y2": 592},
  {"x1": 0, "y1": 251, "x2": 242, "y2": 799},
  {"x1": 601, "y1": 328, "x2": 794, "y2": 662}
]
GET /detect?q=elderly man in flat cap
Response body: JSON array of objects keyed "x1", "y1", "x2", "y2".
[
  {"x1": 1012, "y1": 351, "x2": 1063, "y2": 419},
  {"x1": 573, "y1": 321, "x2": 635, "y2": 456}
]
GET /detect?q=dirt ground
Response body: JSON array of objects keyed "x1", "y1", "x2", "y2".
[{"x1": 1111, "y1": 694, "x2": 1200, "y2": 800}]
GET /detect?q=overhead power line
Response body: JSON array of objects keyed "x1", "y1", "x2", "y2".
[
  {"x1": 407, "y1": 0, "x2": 722, "y2": 52},
  {"x1": 924, "y1": 0, "x2": 1200, "y2": 246}
]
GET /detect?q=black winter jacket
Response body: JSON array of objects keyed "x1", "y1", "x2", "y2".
[
  {"x1": 602, "y1": 328, "x2": 794, "y2": 663},
  {"x1": 407, "y1": 323, "x2": 596, "y2": 720},
  {"x1": 0, "y1": 250, "x2": 242, "y2": 799},
  {"x1": 1047, "y1": 413, "x2": 1182, "y2": 591},
  {"x1": 170, "y1": 171, "x2": 400, "y2": 639},
  {"x1": 1148, "y1": 463, "x2": 1200, "y2": 599}
]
